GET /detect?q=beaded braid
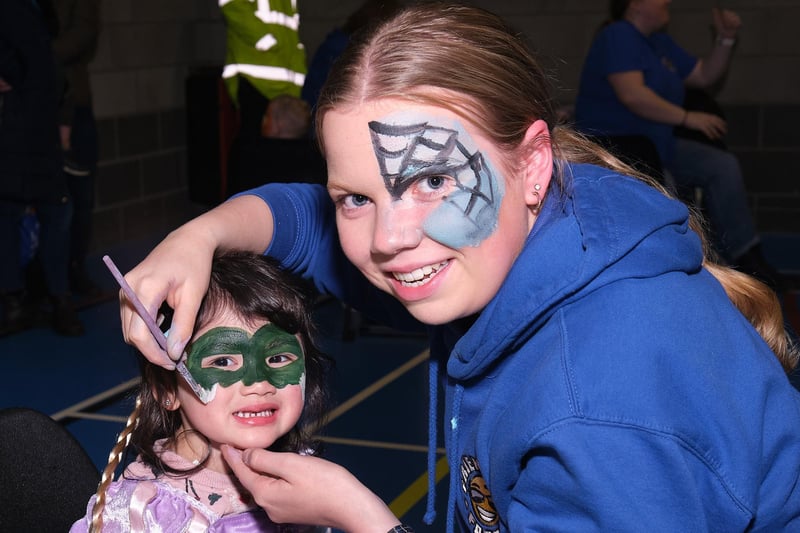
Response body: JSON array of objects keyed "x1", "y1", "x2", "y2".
[{"x1": 89, "y1": 394, "x2": 143, "y2": 533}]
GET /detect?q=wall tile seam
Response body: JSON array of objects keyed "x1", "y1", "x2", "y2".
[
  {"x1": 749, "y1": 197, "x2": 800, "y2": 203},
  {"x1": 94, "y1": 189, "x2": 189, "y2": 212},
  {"x1": 88, "y1": 66, "x2": 190, "y2": 77},
  {"x1": 97, "y1": 147, "x2": 187, "y2": 166},
  {"x1": 140, "y1": 147, "x2": 187, "y2": 159},
  {"x1": 730, "y1": 147, "x2": 800, "y2": 152}
]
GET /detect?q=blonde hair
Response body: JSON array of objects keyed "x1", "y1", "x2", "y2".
[{"x1": 316, "y1": 2, "x2": 798, "y2": 372}]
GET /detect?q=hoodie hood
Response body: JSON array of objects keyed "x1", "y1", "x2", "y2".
[{"x1": 447, "y1": 163, "x2": 702, "y2": 381}]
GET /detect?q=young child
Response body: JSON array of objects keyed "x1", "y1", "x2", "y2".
[{"x1": 71, "y1": 251, "x2": 332, "y2": 532}]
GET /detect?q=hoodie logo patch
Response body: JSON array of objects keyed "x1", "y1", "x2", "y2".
[{"x1": 460, "y1": 455, "x2": 499, "y2": 531}]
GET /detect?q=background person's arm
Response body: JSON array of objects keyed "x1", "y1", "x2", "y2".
[
  {"x1": 684, "y1": 8, "x2": 741, "y2": 89},
  {"x1": 608, "y1": 71, "x2": 727, "y2": 140}
]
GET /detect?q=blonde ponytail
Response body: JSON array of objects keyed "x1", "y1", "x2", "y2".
[{"x1": 551, "y1": 127, "x2": 798, "y2": 374}]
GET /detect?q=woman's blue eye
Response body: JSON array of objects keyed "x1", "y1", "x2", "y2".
[
  {"x1": 416, "y1": 175, "x2": 451, "y2": 196},
  {"x1": 342, "y1": 193, "x2": 371, "y2": 209},
  {"x1": 427, "y1": 175, "x2": 445, "y2": 189}
]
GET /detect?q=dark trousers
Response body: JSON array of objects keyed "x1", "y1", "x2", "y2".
[
  {"x1": 0, "y1": 197, "x2": 72, "y2": 297},
  {"x1": 64, "y1": 105, "x2": 98, "y2": 269},
  {"x1": 236, "y1": 77, "x2": 269, "y2": 140},
  {"x1": 227, "y1": 77, "x2": 270, "y2": 190}
]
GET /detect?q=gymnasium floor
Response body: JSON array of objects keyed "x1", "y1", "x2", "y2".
[{"x1": 2, "y1": 233, "x2": 799, "y2": 532}]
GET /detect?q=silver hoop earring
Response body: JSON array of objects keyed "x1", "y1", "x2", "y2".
[{"x1": 531, "y1": 184, "x2": 542, "y2": 215}]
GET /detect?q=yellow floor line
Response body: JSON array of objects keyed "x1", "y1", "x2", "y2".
[
  {"x1": 389, "y1": 455, "x2": 449, "y2": 519},
  {"x1": 319, "y1": 348, "x2": 430, "y2": 427},
  {"x1": 318, "y1": 347, "x2": 446, "y2": 521}
]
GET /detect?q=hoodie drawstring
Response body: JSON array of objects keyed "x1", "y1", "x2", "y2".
[
  {"x1": 423, "y1": 357, "x2": 439, "y2": 525},
  {"x1": 445, "y1": 383, "x2": 464, "y2": 532}
]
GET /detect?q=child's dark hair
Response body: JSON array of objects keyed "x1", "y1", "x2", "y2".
[{"x1": 89, "y1": 252, "x2": 332, "y2": 531}]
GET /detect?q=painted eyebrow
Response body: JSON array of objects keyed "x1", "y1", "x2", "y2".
[
  {"x1": 261, "y1": 336, "x2": 302, "y2": 351},
  {"x1": 191, "y1": 339, "x2": 241, "y2": 353},
  {"x1": 368, "y1": 119, "x2": 490, "y2": 203}
]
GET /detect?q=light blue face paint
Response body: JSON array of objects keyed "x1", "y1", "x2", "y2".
[{"x1": 368, "y1": 112, "x2": 504, "y2": 248}]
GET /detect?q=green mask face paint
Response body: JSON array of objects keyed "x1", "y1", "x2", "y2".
[{"x1": 186, "y1": 323, "x2": 305, "y2": 390}]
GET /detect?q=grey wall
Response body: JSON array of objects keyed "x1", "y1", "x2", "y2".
[{"x1": 88, "y1": 0, "x2": 800, "y2": 251}]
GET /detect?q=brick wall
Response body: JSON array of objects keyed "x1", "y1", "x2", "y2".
[
  {"x1": 89, "y1": 0, "x2": 222, "y2": 250},
  {"x1": 89, "y1": 0, "x2": 800, "y2": 252}
]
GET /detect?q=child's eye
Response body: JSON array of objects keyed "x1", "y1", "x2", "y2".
[
  {"x1": 202, "y1": 355, "x2": 239, "y2": 369},
  {"x1": 266, "y1": 353, "x2": 298, "y2": 368}
]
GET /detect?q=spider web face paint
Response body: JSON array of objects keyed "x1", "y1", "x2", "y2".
[{"x1": 368, "y1": 116, "x2": 504, "y2": 248}]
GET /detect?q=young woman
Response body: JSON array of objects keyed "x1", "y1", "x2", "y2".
[
  {"x1": 72, "y1": 252, "x2": 332, "y2": 532},
  {"x1": 121, "y1": 3, "x2": 800, "y2": 532}
]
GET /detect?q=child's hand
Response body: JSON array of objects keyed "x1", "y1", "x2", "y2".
[{"x1": 222, "y1": 445, "x2": 402, "y2": 533}]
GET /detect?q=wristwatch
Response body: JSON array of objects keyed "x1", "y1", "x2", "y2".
[
  {"x1": 717, "y1": 36, "x2": 736, "y2": 47},
  {"x1": 386, "y1": 525, "x2": 415, "y2": 533}
]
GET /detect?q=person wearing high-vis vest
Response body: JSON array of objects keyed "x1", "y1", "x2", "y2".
[{"x1": 219, "y1": 0, "x2": 307, "y2": 141}]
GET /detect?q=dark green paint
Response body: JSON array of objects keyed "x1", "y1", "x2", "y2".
[{"x1": 186, "y1": 324, "x2": 305, "y2": 389}]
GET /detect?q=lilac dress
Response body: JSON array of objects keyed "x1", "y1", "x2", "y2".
[{"x1": 70, "y1": 442, "x2": 322, "y2": 532}]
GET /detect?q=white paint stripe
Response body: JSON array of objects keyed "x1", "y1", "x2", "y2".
[{"x1": 322, "y1": 349, "x2": 430, "y2": 426}]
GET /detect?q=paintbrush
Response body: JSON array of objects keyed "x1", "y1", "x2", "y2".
[{"x1": 102, "y1": 255, "x2": 213, "y2": 404}]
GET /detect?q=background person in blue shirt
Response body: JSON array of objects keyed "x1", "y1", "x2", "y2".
[{"x1": 575, "y1": 0, "x2": 782, "y2": 289}]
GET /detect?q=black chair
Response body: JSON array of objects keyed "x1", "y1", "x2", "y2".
[
  {"x1": 0, "y1": 407, "x2": 100, "y2": 532},
  {"x1": 675, "y1": 88, "x2": 728, "y2": 151}
]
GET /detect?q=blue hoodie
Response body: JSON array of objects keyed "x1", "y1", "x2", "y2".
[{"x1": 244, "y1": 163, "x2": 800, "y2": 531}]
